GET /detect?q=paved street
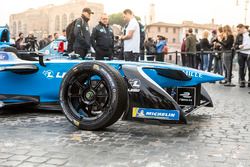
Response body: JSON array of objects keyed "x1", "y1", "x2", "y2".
[{"x1": 0, "y1": 79, "x2": 250, "y2": 167}]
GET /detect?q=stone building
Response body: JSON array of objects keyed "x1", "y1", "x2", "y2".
[
  {"x1": 146, "y1": 20, "x2": 218, "y2": 52},
  {"x1": 146, "y1": 20, "x2": 219, "y2": 63},
  {"x1": 9, "y1": 0, "x2": 104, "y2": 39}
]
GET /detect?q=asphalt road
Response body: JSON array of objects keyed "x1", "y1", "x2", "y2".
[{"x1": 0, "y1": 81, "x2": 250, "y2": 167}]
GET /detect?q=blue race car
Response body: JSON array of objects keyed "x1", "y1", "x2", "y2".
[{"x1": 0, "y1": 51, "x2": 224, "y2": 130}]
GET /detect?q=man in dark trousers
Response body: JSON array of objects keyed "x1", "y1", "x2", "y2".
[
  {"x1": 91, "y1": 13, "x2": 114, "y2": 60},
  {"x1": 185, "y1": 28, "x2": 197, "y2": 68},
  {"x1": 73, "y1": 8, "x2": 94, "y2": 59},
  {"x1": 235, "y1": 24, "x2": 250, "y2": 88},
  {"x1": 120, "y1": 9, "x2": 140, "y2": 62}
]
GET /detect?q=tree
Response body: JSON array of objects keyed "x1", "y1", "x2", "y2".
[{"x1": 109, "y1": 13, "x2": 141, "y2": 27}]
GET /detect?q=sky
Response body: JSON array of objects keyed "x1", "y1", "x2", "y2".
[{"x1": 0, "y1": 0, "x2": 249, "y2": 26}]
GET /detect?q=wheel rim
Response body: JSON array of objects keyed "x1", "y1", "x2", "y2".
[{"x1": 66, "y1": 72, "x2": 110, "y2": 121}]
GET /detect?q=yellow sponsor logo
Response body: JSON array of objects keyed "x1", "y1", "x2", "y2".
[
  {"x1": 73, "y1": 120, "x2": 80, "y2": 127},
  {"x1": 132, "y1": 107, "x2": 139, "y2": 118},
  {"x1": 93, "y1": 64, "x2": 100, "y2": 70}
]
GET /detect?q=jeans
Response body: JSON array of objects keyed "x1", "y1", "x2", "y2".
[
  {"x1": 124, "y1": 51, "x2": 139, "y2": 62},
  {"x1": 238, "y1": 52, "x2": 250, "y2": 82},
  {"x1": 201, "y1": 54, "x2": 209, "y2": 71},
  {"x1": 181, "y1": 54, "x2": 186, "y2": 66},
  {"x1": 95, "y1": 48, "x2": 113, "y2": 60},
  {"x1": 208, "y1": 54, "x2": 214, "y2": 72},
  {"x1": 187, "y1": 54, "x2": 196, "y2": 68},
  {"x1": 213, "y1": 54, "x2": 223, "y2": 75},
  {"x1": 222, "y1": 52, "x2": 233, "y2": 82},
  {"x1": 74, "y1": 47, "x2": 88, "y2": 59},
  {"x1": 156, "y1": 53, "x2": 164, "y2": 62}
]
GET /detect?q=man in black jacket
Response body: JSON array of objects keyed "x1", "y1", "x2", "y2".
[
  {"x1": 235, "y1": 24, "x2": 250, "y2": 88},
  {"x1": 73, "y1": 8, "x2": 94, "y2": 59},
  {"x1": 91, "y1": 13, "x2": 114, "y2": 60}
]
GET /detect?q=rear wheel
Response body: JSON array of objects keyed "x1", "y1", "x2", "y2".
[{"x1": 60, "y1": 61, "x2": 128, "y2": 130}]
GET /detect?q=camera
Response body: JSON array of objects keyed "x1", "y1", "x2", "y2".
[{"x1": 25, "y1": 35, "x2": 38, "y2": 51}]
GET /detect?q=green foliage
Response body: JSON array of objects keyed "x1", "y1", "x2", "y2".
[{"x1": 109, "y1": 13, "x2": 141, "y2": 27}]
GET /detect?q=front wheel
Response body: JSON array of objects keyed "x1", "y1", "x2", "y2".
[{"x1": 59, "y1": 61, "x2": 128, "y2": 130}]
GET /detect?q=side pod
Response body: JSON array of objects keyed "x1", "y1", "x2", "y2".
[{"x1": 121, "y1": 65, "x2": 187, "y2": 124}]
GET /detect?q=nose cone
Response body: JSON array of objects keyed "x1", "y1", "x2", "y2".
[
  {"x1": 203, "y1": 72, "x2": 224, "y2": 82},
  {"x1": 185, "y1": 69, "x2": 224, "y2": 83},
  {"x1": 181, "y1": 67, "x2": 224, "y2": 84}
]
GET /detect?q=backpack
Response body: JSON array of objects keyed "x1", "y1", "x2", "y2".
[
  {"x1": 138, "y1": 22, "x2": 145, "y2": 50},
  {"x1": 162, "y1": 45, "x2": 168, "y2": 54},
  {"x1": 66, "y1": 19, "x2": 79, "y2": 52}
]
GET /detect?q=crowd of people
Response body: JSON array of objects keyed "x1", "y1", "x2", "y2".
[
  {"x1": 10, "y1": 7, "x2": 250, "y2": 88},
  {"x1": 178, "y1": 25, "x2": 250, "y2": 87},
  {"x1": 143, "y1": 24, "x2": 250, "y2": 88},
  {"x1": 14, "y1": 31, "x2": 65, "y2": 51}
]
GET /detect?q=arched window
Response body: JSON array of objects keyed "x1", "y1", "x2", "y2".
[
  {"x1": 69, "y1": 13, "x2": 75, "y2": 22},
  {"x1": 13, "y1": 22, "x2": 17, "y2": 36},
  {"x1": 55, "y1": 15, "x2": 60, "y2": 31},
  {"x1": 18, "y1": 21, "x2": 22, "y2": 32},
  {"x1": 62, "y1": 14, "x2": 67, "y2": 29}
]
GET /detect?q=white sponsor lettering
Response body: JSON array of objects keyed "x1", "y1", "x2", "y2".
[
  {"x1": 43, "y1": 70, "x2": 66, "y2": 79},
  {"x1": 56, "y1": 72, "x2": 66, "y2": 78},
  {"x1": 183, "y1": 70, "x2": 203, "y2": 78}
]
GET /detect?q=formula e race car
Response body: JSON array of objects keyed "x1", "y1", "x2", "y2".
[{"x1": 0, "y1": 51, "x2": 224, "y2": 130}]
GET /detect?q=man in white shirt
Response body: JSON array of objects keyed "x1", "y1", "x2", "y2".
[
  {"x1": 120, "y1": 9, "x2": 140, "y2": 61},
  {"x1": 235, "y1": 24, "x2": 250, "y2": 87}
]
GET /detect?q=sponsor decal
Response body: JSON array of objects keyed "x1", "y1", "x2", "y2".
[
  {"x1": 43, "y1": 70, "x2": 66, "y2": 79},
  {"x1": 93, "y1": 64, "x2": 100, "y2": 71},
  {"x1": 44, "y1": 50, "x2": 50, "y2": 55},
  {"x1": 73, "y1": 67, "x2": 78, "y2": 72},
  {"x1": 182, "y1": 70, "x2": 203, "y2": 78},
  {"x1": 100, "y1": 68, "x2": 115, "y2": 88},
  {"x1": 132, "y1": 108, "x2": 179, "y2": 121},
  {"x1": 177, "y1": 87, "x2": 196, "y2": 106},
  {"x1": 73, "y1": 120, "x2": 80, "y2": 127},
  {"x1": 0, "y1": 53, "x2": 9, "y2": 60},
  {"x1": 128, "y1": 78, "x2": 141, "y2": 92},
  {"x1": 0, "y1": 101, "x2": 4, "y2": 108}
]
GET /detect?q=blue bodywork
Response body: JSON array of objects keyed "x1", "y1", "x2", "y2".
[
  {"x1": 0, "y1": 27, "x2": 10, "y2": 49},
  {"x1": 0, "y1": 51, "x2": 224, "y2": 103}
]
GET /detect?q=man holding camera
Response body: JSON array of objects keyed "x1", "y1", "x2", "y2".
[{"x1": 25, "y1": 33, "x2": 38, "y2": 51}]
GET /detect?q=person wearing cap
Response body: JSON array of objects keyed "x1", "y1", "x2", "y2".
[
  {"x1": 73, "y1": 7, "x2": 94, "y2": 59},
  {"x1": 91, "y1": 13, "x2": 114, "y2": 60},
  {"x1": 120, "y1": 9, "x2": 140, "y2": 62}
]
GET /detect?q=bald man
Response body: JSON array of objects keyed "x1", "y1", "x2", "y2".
[{"x1": 91, "y1": 13, "x2": 114, "y2": 60}]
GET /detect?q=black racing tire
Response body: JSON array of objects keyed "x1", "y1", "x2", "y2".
[{"x1": 60, "y1": 61, "x2": 128, "y2": 130}]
